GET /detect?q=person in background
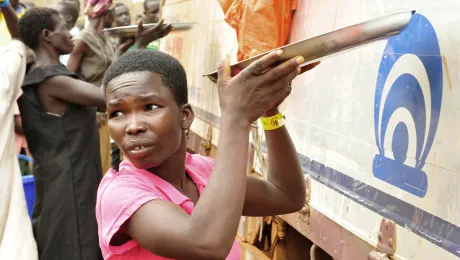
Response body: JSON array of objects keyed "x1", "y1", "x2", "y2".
[
  {"x1": 142, "y1": 0, "x2": 160, "y2": 23},
  {"x1": 54, "y1": 2, "x2": 79, "y2": 37},
  {"x1": 68, "y1": 0, "x2": 117, "y2": 175},
  {"x1": 0, "y1": 0, "x2": 27, "y2": 46},
  {"x1": 0, "y1": 1, "x2": 37, "y2": 259},
  {"x1": 63, "y1": 0, "x2": 85, "y2": 31},
  {"x1": 112, "y1": 2, "x2": 129, "y2": 27},
  {"x1": 109, "y1": 2, "x2": 129, "y2": 50},
  {"x1": 127, "y1": 0, "x2": 168, "y2": 51},
  {"x1": 18, "y1": 7, "x2": 106, "y2": 260},
  {"x1": 64, "y1": 0, "x2": 85, "y2": 30},
  {"x1": 53, "y1": 1, "x2": 79, "y2": 66}
]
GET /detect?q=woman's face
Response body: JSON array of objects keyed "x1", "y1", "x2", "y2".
[
  {"x1": 143, "y1": 0, "x2": 160, "y2": 23},
  {"x1": 113, "y1": 5, "x2": 130, "y2": 26},
  {"x1": 106, "y1": 71, "x2": 193, "y2": 169},
  {"x1": 49, "y1": 14, "x2": 74, "y2": 55}
]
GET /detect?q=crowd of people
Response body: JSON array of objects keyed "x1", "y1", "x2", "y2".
[{"x1": 0, "y1": 0, "x2": 316, "y2": 259}]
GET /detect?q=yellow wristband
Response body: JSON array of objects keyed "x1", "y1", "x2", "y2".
[{"x1": 260, "y1": 113, "x2": 285, "y2": 131}]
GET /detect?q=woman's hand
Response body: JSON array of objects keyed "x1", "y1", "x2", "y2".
[
  {"x1": 217, "y1": 50, "x2": 304, "y2": 128},
  {"x1": 133, "y1": 19, "x2": 172, "y2": 50},
  {"x1": 247, "y1": 49, "x2": 320, "y2": 117}
]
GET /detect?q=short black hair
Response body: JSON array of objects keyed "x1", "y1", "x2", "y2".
[
  {"x1": 143, "y1": 0, "x2": 159, "y2": 10},
  {"x1": 19, "y1": 8, "x2": 60, "y2": 50},
  {"x1": 55, "y1": 2, "x2": 79, "y2": 25},
  {"x1": 113, "y1": 2, "x2": 127, "y2": 9},
  {"x1": 63, "y1": 0, "x2": 81, "y2": 12},
  {"x1": 112, "y1": 2, "x2": 128, "y2": 16},
  {"x1": 103, "y1": 50, "x2": 188, "y2": 105}
]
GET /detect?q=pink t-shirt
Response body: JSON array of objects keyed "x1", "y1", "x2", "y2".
[{"x1": 96, "y1": 153, "x2": 241, "y2": 260}]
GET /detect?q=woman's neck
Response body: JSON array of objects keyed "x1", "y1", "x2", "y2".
[
  {"x1": 148, "y1": 138, "x2": 188, "y2": 191},
  {"x1": 33, "y1": 46, "x2": 61, "y2": 67}
]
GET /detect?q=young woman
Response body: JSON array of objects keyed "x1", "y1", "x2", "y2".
[
  {"x1": 97, "y1": 49, "x2": 318, "y2": 259},
  {"x1": 18, "y1": 8, "x2": 105, "y2": 259}
]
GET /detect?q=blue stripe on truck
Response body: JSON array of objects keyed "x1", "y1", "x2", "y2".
[
  {"x1": 302, "y1": 153, "x2": 460, "y2": 257},
  {"x1": 261, "y1": 144, "x2": 460, "y2": 256}
]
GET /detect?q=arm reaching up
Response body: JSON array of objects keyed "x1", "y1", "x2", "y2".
[
  {"x1": 1, "y1": 1, "x2": 20, "y2": 39},
  {"x1": 125, "y1": 50, "x2": 304, "y2": 259}
]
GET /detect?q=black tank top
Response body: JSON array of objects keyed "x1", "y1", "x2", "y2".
[{"x1": 19, "y1": 64, "x2": 103, "y2": 260}]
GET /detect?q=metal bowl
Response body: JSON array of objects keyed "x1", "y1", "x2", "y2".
[
  {"x1": 204, "y1": 11, "x2": 414, "y2": 83},
  {"x1": 103, "y1": 22, "x2": 196, "y2": 37}
]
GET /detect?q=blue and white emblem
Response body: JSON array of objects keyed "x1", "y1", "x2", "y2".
[{"x1": 373, "y1": 14, "x2": 443, "y2": 198}]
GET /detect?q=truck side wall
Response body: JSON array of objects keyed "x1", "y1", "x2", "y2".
[{"x1": 163, "y1": 1, "x2": 460, "y2": 259}]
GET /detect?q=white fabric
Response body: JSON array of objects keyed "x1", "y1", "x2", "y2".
[
  {"x1": 70, "y1": 26, "x2": 81, "y2": 38},
  {"x1": 0, "y1": 40, "x2": 38, "y2": 260},
  {"x1": 60, "y1": 26, "x2": 81, "y2": 66}
]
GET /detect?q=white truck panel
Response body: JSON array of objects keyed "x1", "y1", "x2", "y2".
[
  {"x1": 283, "y1": 1, "x2": 460, "y2": 258},
  {"x1": 161, "y1": 0, "x2": 460, "y2": 258}
]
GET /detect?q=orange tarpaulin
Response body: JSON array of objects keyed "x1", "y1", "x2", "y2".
[{"x1": 220, "y1": 0, "x2": 297, "y2": 61}]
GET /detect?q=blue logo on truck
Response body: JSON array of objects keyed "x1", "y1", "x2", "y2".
[{"x1": 373, "y1": 14, "x2": 443, "y2": 198}]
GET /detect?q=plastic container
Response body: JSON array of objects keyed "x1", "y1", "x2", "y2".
[{"x1": 22, "y1": 175, "x2": 35, "y2": 218}]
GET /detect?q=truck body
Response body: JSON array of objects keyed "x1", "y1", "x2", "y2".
[{"x1": 160, "y1": 0, "x2": 460, "y2": 259}]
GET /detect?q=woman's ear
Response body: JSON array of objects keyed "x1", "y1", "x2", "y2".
[
  {"x1": 180, "y1": 103, "x2": 194, "y2": 130},
  {"x1": 64, "y1": 14, "x2": 73, "y2": 24},
  {"x1": 41, "y1": 29, "x2": 51, "y2": 43}
]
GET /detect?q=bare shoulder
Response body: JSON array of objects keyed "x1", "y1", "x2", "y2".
[{"x1": 41, "y1": 75, "x2": 78, "y2": 89}]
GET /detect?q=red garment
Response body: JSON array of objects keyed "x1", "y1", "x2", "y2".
[
  {"x1": 223, "y1": 0, "x2": 297, "y2": 61},
  {"x1": 84, "y1": 0, "x2": 113, "y2": 18}
]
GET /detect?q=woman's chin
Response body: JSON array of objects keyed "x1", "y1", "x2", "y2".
[{"x1": 129, "y1": 156, "x2": 162, "y2": 170}]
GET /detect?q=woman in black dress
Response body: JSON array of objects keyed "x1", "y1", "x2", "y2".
[{"x1": 18, "y1": 8, "x2": 105, "y2": 260}]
